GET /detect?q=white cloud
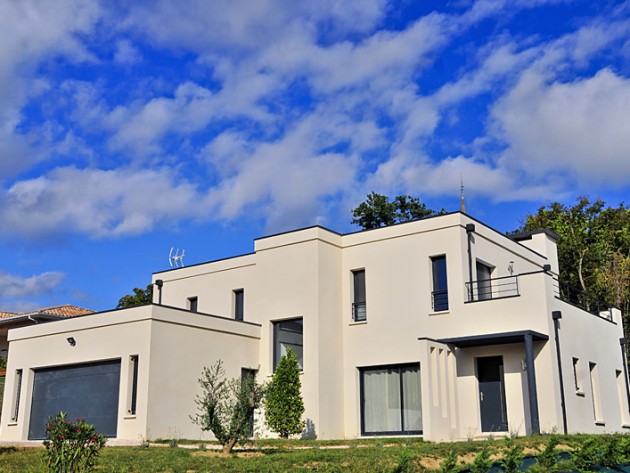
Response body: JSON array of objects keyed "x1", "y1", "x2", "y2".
[
  {"x1": 0, "y1": 271, "x2": 66, "y2": 299},
  {"x1": 0, "y1": 167, "x2": 204, "y2": 238},
  {"x1": 491, "y1": 68, "x2": 630, "y2": 186},
  {"x1": 113, "y1": 39, "x2": 141, "y2": 65}
]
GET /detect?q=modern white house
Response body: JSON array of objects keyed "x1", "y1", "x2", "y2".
[{"x1": 1, "y1": 212, "x2": 628, "y2": 443}]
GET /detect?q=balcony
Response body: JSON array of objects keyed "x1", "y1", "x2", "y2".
[
  {"x1": 352, "y1": 302, "x2": 367, "y2": 322},
  {"x1": 465, "y1": 275, "x2": 520, "y2": 302}
]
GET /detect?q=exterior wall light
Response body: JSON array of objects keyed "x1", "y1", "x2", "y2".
[{"x1": 67, "y1": 337, "x2": 76, "y2": 346}]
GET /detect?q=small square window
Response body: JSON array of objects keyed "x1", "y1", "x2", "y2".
[{"x1": 188, "y1": 297, "x2": 198, "y2": 312}]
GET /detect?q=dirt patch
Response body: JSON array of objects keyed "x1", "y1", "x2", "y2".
[
  {"x1": 419, "y1": 457, "x2": 441, "y2": 470},
  {"x1": 191, "y1": 450, "x2": 264, "y2": 458}
]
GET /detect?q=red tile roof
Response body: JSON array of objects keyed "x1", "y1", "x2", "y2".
[{"x1": 0, "y1": 305, "x2": 94, "y2": 320}]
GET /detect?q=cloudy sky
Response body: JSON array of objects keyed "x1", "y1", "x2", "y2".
[{"x1": 1, "y1": 0, "x2": 629, "y2": 312}]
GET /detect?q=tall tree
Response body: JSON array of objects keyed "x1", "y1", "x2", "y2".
[
  {"x1": 264, "y1": 349, "x2": 305, "y2": 439},
  {"x1": 351, "y1": 192, "x2": 444, "y2": 230},
  {"x1": 516, "y1": 197, "x2": 629, "y2": 317},
  {"x1": 116, "y1": 284, "x2": 153, "y2": 309}
]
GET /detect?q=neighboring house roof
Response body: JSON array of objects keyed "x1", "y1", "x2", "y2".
[{"x1": 0, "y1": 305, "x2": 94, "y2": 324}]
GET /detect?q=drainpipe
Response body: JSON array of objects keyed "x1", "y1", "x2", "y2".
[
  {"x1": 620, "y1": 338, "x2": 630, "y2": 420},
  {"x1": 27, "y1": 314, "x2": 39, "y2": 324},
  {"x1": 155, "y1": 279, "x2": 163, "y2": 305},
  {"x1": 552, "y1": 311, "x2": 568, "y2": 434},
  {"x1": 465, "y1": 224, "x2": 475, "y2": 302}
]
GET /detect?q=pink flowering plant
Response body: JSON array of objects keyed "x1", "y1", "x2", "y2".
[{"x1": 43, "y1": 412, "x2": 107, "y2": 473}]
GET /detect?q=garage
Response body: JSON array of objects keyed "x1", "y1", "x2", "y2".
[{"x1": 28, "y1": 360, "x2": 121, "y2": 440}]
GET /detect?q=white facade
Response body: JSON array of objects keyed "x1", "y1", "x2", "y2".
[{"x1": 1, "y1": 212, "x2": 628, "y2": 442}]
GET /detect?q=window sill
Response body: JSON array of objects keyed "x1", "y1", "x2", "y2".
[
  {"x1": 575, "y1": 390, "x2": 585, "y2": 397},
  {"x1": 429, "y1": 311, "x2": 450, "y2": 316},
  {"x1": 350, "y1": 321, "x2": 367, "y2": 326},
  {"x1": 124, "y1": 414, "x2": 137, "y2": 420},
  {"x1": 595, "y1": 420, "x2": 606, "y2": 426},
  {"x1": 622, "y1": 424, "x2": 630, "y2": 429},
  {"x1": 6, "y1": 422, "x2": 18, "y2": 427}
]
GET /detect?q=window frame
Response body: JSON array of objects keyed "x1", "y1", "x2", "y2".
[
  {"x1": 273, "y1": 318, "x2": 304, "y2": 372},
  {"x1": 187, "y1": 296, "x2": 198, "y2": 313},
  {"x1": 233, "y1": 289, "x2": 244, "y2": 321},
  {"x1": 352, "y1": 269, "x2": 367, "y2": 322},
  {"x1": 431, "y1": 255, "x2": 449, "y2": 311},
  {"x1": 359, "y1": 363, "x2": 422, "y2": 436}
]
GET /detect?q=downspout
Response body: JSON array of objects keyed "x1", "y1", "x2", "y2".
[
  {"x1": 155, "y1": 279, "x2": 163, "y2": 305},
  {"x1": 552, "y1": 311, "x2": 568, "y2": 434},
  {"x1": 27, "y1": 314, "x2": 39, "y2": 324},
  {"x1": 620, "y1": 338, "x2": 630, "y2": 420},
  {"x1": 465, "y1": 224, "x2": 475, "y2": 302}
]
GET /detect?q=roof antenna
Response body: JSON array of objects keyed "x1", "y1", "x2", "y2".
[
  {"x1": 460, "y1": 173, "x2": 467, "y2": 214},
  {"x1": 169, "y1": 247, "x2": 185, "y2": 268}
]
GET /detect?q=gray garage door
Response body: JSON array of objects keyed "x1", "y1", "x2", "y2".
[{"x1": 28, "y1": 360, "x2": 121, "y2": 440}]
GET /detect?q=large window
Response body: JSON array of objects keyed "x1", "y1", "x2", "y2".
[
  {"x1": 360, "y1": 364, "x2": 422, "y2": 435},
  {"x1": 273, "y1": 318, "x2": 303, "y2": 371},
  {"x1": 475, "y1": 261, "x2": 493, "y2": 301},
  {"x1": 352, "y1": 269, "x2": 367, "y2": 322},
  {"x1": 234, "y1": 289, "x2": 244, "y2": 321},
  {"x1": 431, "y1": 255, "x2": 448, "y2": 311}
]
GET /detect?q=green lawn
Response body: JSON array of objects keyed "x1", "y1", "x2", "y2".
[{"x1": 0, "y1": 434, "x2": 625, "y2": 473}]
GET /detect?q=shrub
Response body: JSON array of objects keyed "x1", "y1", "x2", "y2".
[
  {"x1": 439, "y1": 449, "x2": 460, "y2": 473},
  {"x1": 264, "y1": 348, "x2": 305, "y2": 438},
  {"x1": 500, "y1": 437, "x2": 524, "y2": 473},
  {"x1": 471, "y1": 441, "x2": 494, "y2": 473},
  {"x1": 43, "y1": 412, "x2": 107, "y2": 473},
  {"x1": 191, "y1": 360, "x2": 264, "y2": 454}
]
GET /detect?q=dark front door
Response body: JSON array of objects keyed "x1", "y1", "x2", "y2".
[
  {"x1": 477, "y1": 356, "x2": 508, "y2": 432},
  {"x1": 29, "y1": 360, "x2": 121, "y2": 440}
]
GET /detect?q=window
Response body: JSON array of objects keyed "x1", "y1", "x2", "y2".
[
  {"x1": 589, "y1": 362, "x2": 603, "y2": 423},
  {"x1": 128, "y1": 355, "x2": 139, "y2": 415},
  {"x1": 273, "y1": 318, "x2": 303, "y2": 371},
  {"x1": 234, "y1": 289, "x2": 244, "y2": 321},
  {"x1": 360, "y1": 364, "x2": 422, "y2": 435},
  {"x1": 572, "y1": 357, "x2": 582, "y2": 393},
  {"x1": 431, "y1": 255, "x2": 448, "y2": 311},
  {"x1": 188, "y1": 297, "x2": 198, "y2": 312},
  {"x1": 616, "y1": 370, "x2": 630, "y2": 425},
  {"x1": 352, "y1": 269, "x2": 367, "y2": 322},
  {"x1": 12, "y1": 369, "x2": 23, "y2": 422},
  {"x1": 476, "y1": 261, "x2": 493, "y2": 300},
  {"x1": 241, "y1": 368, "x2": 257, "y2": 436}
]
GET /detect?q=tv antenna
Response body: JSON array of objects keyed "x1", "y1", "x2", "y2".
[{"x1": 169, "y1": 247, "x2": 186, "y2": 268}]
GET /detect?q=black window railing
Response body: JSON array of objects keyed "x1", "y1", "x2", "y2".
[
  {"x1": 352, "y1": 302, "x2": 367, "y2": 322},
  {"x1": 465, "y1": 275, "x2": 519, "y2": 302},
  {"x1": 432, "y1": 290, "x2": 449, "y2": 312}
]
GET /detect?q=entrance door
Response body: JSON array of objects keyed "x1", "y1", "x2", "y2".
[{"x1": 477, "y1": 356, "x2": 508, "y2": 432}]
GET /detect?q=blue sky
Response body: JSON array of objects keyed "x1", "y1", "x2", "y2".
[{"x1": 1, "y1": 0, "x2": 629, "y2": 312}]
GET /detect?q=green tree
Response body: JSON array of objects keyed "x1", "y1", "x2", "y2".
[
  {"x1": 351, "y1": 192, "x2": 444, "y2": 230},
  {"x1": 116, "y1": 284, "x2": 153, "y2": 309},
  {"x1": 516, "y1": 197, "x2": 630, "y2": 317},
  {"x1": 190, "y1": 360, "x2": 264, "y2": 454},
  {"x1": 264, "y1": 349, "x2": 305, "y2": 438}
]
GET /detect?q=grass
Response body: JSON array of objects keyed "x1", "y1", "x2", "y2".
[{"x1": 0, "y1": 434, "x2": 623, "y2": 473}]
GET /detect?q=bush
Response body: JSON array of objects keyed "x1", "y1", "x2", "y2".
[
  {"x1": 191, "y1": 360, "x2": 264, "y2": 454},
  {"x1": 500, "y1": 437, "x2": 524, "y2": 473},
  {"x1": 264, "y1": 348, "x2": 305, "y2": 438},
  {"x1": 43, "y1": 412, "x2": 107, "y2": 473}
]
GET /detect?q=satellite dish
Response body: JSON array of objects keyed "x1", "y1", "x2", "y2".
[{"x1": 169, "y1": 247, "x2": 186, "y2": 268}]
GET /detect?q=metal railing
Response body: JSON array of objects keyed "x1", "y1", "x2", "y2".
[
  {"x1": 432, "y1": 290, "x2": 449, "y2": 312},
  {"x1": 352, "y1": 302, "x2": 367, "y2": 322},
  {"x1": 465, "y1": 275, "x2": 519, "y2": 302},
  {"x1": 552, "y1": 279, "x2": 613, "y2": 319}
]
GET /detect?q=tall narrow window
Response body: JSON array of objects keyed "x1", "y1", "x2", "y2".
[
  {"x1": 476, "y1": 261, "x2": 493, "y2": 300},
  {"x1": 572, "y1": 357, "x2": 582, "y2": 392},
  {"x1": 360, "y1": 364, "x2": 422, "y2": 435},
  {"x1": 128, "y1": 355, "x2": 139, "y2": 415},
  {"x1": 431, "y1": 256, "x2": 448, "y2": 311},
  {"x1": 273, "y1": 318, "x2": 303, "y2": 371},
  {"x1": 616, "y1": 370, "x2": 630, "y2": 425},
  {"x1": 241, "y1": 368, "x2": 257, "y2": 436},
  {"x1": 352, "y1": 269, "x2": 367, "y2": 322},
  {"x1": 12, "y1": 369, "x2": 23, "y2": 422},
  {"x1": 234, "y1": 289, "x2": 244, "y2": 321},
  {"x1": 188, "y1": 297, "x2": 198, "y2": 312},
  {"x1": 589, "y1": 362, "x2": 603, "y2": 423}
]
